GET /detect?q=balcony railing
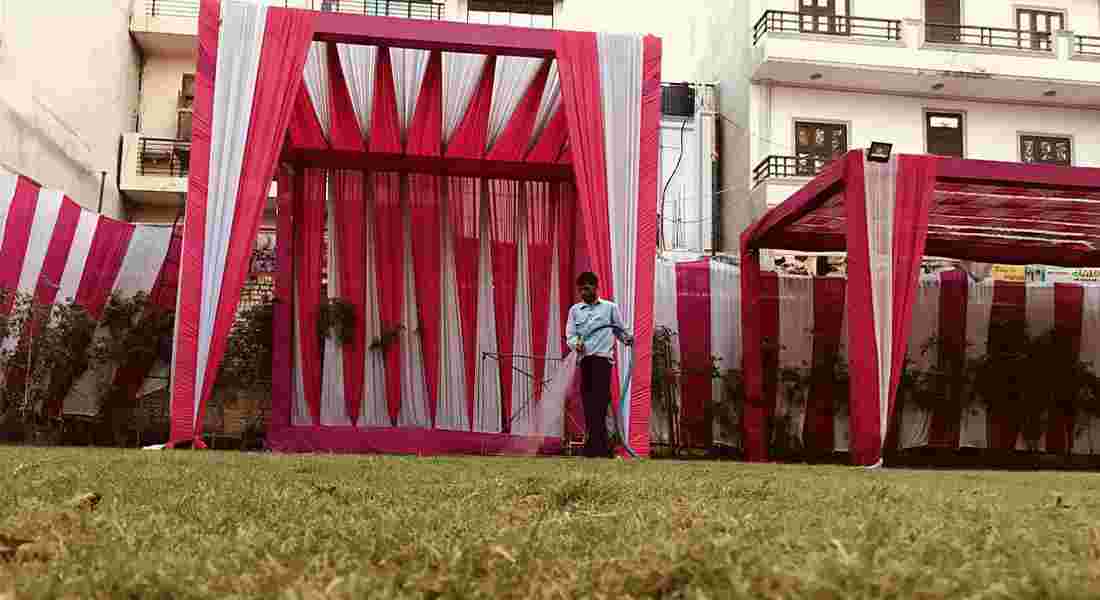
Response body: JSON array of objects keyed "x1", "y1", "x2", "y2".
[
  {"x1": 1077, "y1": 35, "x2": 1100, "y2": 56},
  {"x1": 753, "y1": 155, "x2": 830, "y2": 187},
  {"x1": 139, "y1": 138, "x2": 191, "y2": 178},
  {"x1": 146, "y1": 0, "x2": 444, "y2": 19},
  {"x1": 925, "y1": 23, "x2": 1054, "y2": 51},
  {"x1": 753, "y1": 10, "x2": 901, "y2": 45}
]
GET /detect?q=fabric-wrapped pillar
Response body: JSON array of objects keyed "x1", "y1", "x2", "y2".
[{"x1": 739, "y1": 244, "x2": 768, "y2": 462}]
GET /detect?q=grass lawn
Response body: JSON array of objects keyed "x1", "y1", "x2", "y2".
[{"x1": 3, "y1": 448, "x2": 1100, "y2": 599}]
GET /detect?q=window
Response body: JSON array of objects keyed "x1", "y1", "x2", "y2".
[
  {"x1": 925, "y1": 0, "x2": 961, "y2": 43},
  {"x1": 925, "y1": 111, "x2": 964, "y2": 158},
  {"x1": 1020, "y1": 135, "x2": 1071, "y2": 166},
  {"x1": 468, "y1": 0, "x2": 554, "y2": 28},
  {"x1": 1017, "y1": 9, "x2": 1064, "y2": 50},
  {"x1": 794, "y1": 121, "x2": 847, "y2": 176},
  {"x1": 799, "y1": 0, "x2": 847, "y2": 35}
]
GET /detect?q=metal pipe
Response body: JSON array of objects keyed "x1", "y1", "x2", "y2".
[{"x1": 97, "y1": 170, "x2": 107, "y2": 213}]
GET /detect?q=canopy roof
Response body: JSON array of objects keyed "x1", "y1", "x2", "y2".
[{"x1": 744, "y1": 150, "x2": 1100, "y2": 267}]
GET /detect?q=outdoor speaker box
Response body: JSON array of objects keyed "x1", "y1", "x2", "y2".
[{"x1": 662, "y1": 84, "x2": 695, "y2": 117}]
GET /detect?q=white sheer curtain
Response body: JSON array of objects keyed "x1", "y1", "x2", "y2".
[
  {"x1": 959, "y1": 279, "x2": 993, "y2": 448},
  {"x1": 303, "y1": 42, "x2": 332, "y2": 140},
  {"x1": 437, "y1": 183, "x2": 469, "y2": 431},
  {"x1": 899, "y1": 276, "x2": 940, "y2": 449},
  {"x1": 196, "y1": 0, "x2": 268, "y2": 423},
  {"x1": 113, "y1": 225, "x2": 174, "y2": 297},
  {"x1": 359, "y1": 177, "x2": 389, "y2": 427},
  {"x1": 540, "y1": 229, "x2": 564, "y2": 437},
  {"x1": 777, "y1": 276, "x2": 813, "y2": 446},
  {"x1": 321, "y1": 178, "x2": 350, "y2": 426},
  {"x1": 510, "y1": 194, "x2": 534, "y2": 435},
  {"x1": 528, "y1": 60, "x2": 561, "y2": 152},
  {"x1": 336, "y1": 44, "x2": 378, "y2": 142},
  {"x1": 862, "y1": 157, "x2": 897, "y2": 450},
  {"x1": 390, "y1": 48, "x2": 431, "y2": 140},
  {"x1": 397, "y1": 185, "x2": 431, "y2": 428},
  {"x1": 0, "y1": 170, "x2": 16, "y2": 248},
  {"x1": 487, "y1": 57, "x2": 542, "y2": 151},
  {"x1": 650, "y1": 257, "x2": 680, "y2": 445},
  {"x1": 475, "y1": 187, "x2": 501, "y2": 432},
  {"x1": 442, "y1": 52, "x2": 487, "y2": 144},
  {"x1": 1075, "y1": 286, "x2": 1100, "y2": 454},
  {"x1": 597, "y1": 33, "x2": 644, "y2": 442},
  {"x1": 710, "y1": 260, "x2": 740, "y2": 447}
]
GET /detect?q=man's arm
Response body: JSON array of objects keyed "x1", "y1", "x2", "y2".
[
  {"x1": 610, "y1": 303, "x2": 634, "y2": 346},
  {"x1": 565, "y1": 305, "x2": 583, "y2": 351}
]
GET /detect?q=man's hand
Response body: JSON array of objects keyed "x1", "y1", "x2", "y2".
[
  {"x1": 575, "y1": 340, "x2": 585, "y2": 354},
  {"x1": 622, "y1": 334, "x2": 634, "y2": 347}
]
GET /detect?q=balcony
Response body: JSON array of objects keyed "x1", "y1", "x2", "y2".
[
  {"x1": 751, "y1": 11, "x2": 1100, "y2": 108},
  {"x1": 752, "y1": 155, "x2": 829, "y2": 188},
  {"x1": 132, "y1": 0, "x2": 445, "y2": 55}
]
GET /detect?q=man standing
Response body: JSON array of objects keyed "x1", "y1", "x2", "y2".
[{"x1": 565, "y1": 272, "x2": 633, "y2": 457}]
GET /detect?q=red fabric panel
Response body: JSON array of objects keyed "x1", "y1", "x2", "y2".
[
  {"x1": 75, "y1": 219, "x2": 135, "y2": 319},
  {"x1": 195, "y1": 9, "x2": 316, "y2": 436},
  {"x1": 488, "y1": 180, "x2": 520, "y2": 432},
  {"x1": 929, "y1": 269, "x2": 967, "y2": 448},
  {"x1": 676, "y1": 259, "x2": 712, "y2": 448},
  {"x1": 288, "y1": 83, "x2": 328, "y2": 150},
  {"x1": 295, "y1": 170, "x2": 326, "y2": 425},
  {"x1": 629, "y1": 34, "x2": 661, "y2": 457},
  {"x1": 557, "y1": 32, "x2": 613, "y2": 303},
  {"x1": 885, "y1": 155, "x2": 938, "y2": 441},
  {"x1": 405, "y1": 51, "x2": 442, "y2": 157},
  {"x1": 841, "y1": 152, "x2": 881, "y2": 466},
  {"x1": 808, "y1": 277, "x2": 844, "y2": 454},
  {"x1": 33, "y1": 197, "x2": 81, "y2": 306},
  {"x1": 448, "y1": 177, "x2": 479, "y2": 429},
  {"x1": 739, "y1": 247, "x2": 766, "y2": 461},
  {"x1": 526, "y1": 182, "x2": 556, "y2": 408},
  {"x1": 373, "y1": 172, "x2": 404, "y2": 424},
  {"x1": 987, "y1": 281, "x2": 1026, "y2": 451},
  {"x1": 332, "y1": 170, "x2": 367, "y2": 424},
  {"x1": 526, "y1": 108, "x2": 568, "y2": 164},
  {"x1": 445, "y1": 56, "x2": 495, "y2": 159},
  {"x1": 0, "y1": 178, "x2": 40, "y2": 313},
  {"x1": 271, "y1": 169, "x2": 296, "y2": 432},
  {"x1": 170, "y1": 0, "x2": 218, "y2": 445},
  {"x1": 486, "y1": 60, "x2": 551, "y2": 161},
  {"x1": 149, "y1": 224, "x2": 183, "y2": 312},
  {"x1": 326, "y1": 42, "x2": 365, "y2": 152},
  {"x1": 369, "y1": 47, "x2": 402, "y2": 154},
  {"x1": 1049, "y1": 283, "x2": 1084, "y2": 453},
  {"x1": 410, "y1": 174, "x2": 443, "y2": 425},
  {"x1": 558, "y1": 145, "x2": 573, "y2": 164}
]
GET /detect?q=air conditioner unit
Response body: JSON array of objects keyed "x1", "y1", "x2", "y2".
[{"x1": 661, "y1": 83, "x2": 695, "y2": 118}]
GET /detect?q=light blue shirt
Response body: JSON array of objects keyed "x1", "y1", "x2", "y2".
[{"x1": 565, "y1": 298, "x2": 632, "y2": 361}]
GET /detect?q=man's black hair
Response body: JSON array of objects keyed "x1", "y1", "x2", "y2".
[{"x1": 576, "y1": 271, "x2": 598, "y2": 287}]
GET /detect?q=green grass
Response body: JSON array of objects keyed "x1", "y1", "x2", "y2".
[{"x1": 3, "y1": 448, "x2": 1100, "y2": 599}]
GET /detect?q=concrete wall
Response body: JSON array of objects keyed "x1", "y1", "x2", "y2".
[
  {"x1": 0, "y1": 0, "x2": 140, "y2": 217},
  {"x1": 140, "y1": 56, "x2": 193, "y2": 139},
  {"x1": 765, "y1": 85, "x2": 1100, "y2": 165}
]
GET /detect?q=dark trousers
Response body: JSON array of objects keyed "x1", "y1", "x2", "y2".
[{"x1": 580, "y1": 356, "x2": 613, "y2": 458}]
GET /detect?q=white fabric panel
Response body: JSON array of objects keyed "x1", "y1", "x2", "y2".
[
  {"x1": 598, "y1": 33, "x2": 644, "y2": 443},
  {"x1": 112, "y1": 225, "x2": 173, "y2": 297},
  {"x1": 56, "y1": 211, "x2": 99, "y2": 303},
  {"x1": 336, "y1": 44, "x2": 378, "y2": 142},
  {"x1": 528, "y1": 60, "x2": 561, "y2": 152},
  {"x1": 291, "y1": 276, "x2": 311, "y2": 426},
  {"x1": 899, "y1": 276, "x2": 940, "y2": 449},
  {"x1": 710, "y1": 260, "x2": 740, "y2": 447},
  {"x1": 397, "y1": 188, "x2": 431, "y2": 428},
  {"x1": 442, "y1": 52, "x2": 487, "y2": 144},
  {"x1": 486, "y1": 56, "x2": 542, "y2": 151},
  {"x1": 196, "y1": 0, "x2": 269, "y2": 423},
  {"x1": 1074, "y1": 286, "x2": 1100, "y2": 454},
  {"x1": 777, "y1": 276, "x2": 813, "y2": 444},
  {"x1": 650, "y1": 257, "x2": 679, "y2": 445},
  {"x1": 540, "y1": 235, "x2": 563, "y2": 437},
  {"x1": 835, "y1": 293, "x2": 850, "y2": 452},
  {"x1": 17, "y1": 189, "x2": 63, "y2": 295},
  {"x1": 475, "y1": 189, "x2": 501, "y2": 433},
  {"x1": 320, "y1": 182, "x2": 350, "y2": 426},
  {"x1": 390, "y1": 48, "x2": 431, "y2": 139},
  {"x1": 0, "y1": 171, "x2": 16, "y2": 250},
  {"x1": 359, "y1": 180, "x2": 389, "y2": 427},
  {"x1": 437, "y1": 183, "x2": 468, "y2": 431},
  {"x1": 863, "y1": 156, "x2": 897, "y2": 452},
  {"x1": 960, "y1": 279, "x2": 993, "y2": 448},
  {"x1": 510, "y1": 196, "x2": 534, "y2": 435},
  {"x1": 303, "y1": 42, "x2": 332, "y2": 139},
  {"x1": 1019, "y1": 284, "x2": 1055, "y2": 451}
]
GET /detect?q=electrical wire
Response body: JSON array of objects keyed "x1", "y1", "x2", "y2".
[{"x1": 659, "y1": 115, "x2": 689, "y2": 249}]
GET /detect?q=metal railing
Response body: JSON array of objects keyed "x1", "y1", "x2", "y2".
[
  {"x1": 147, "y1": 0, "x2": 444, "y2": 19},
  {"x1": 753, "y1": 10, "x2": 901, "y2": 45},
  {"x1": 925, "y1": 23, "x2": 1054, "y2": 51},
  {"x1": 138, "y1": 138, "x2": 191, "y2": 178},
  {"x1": 1077, "y1": 34, "x2": 1100, "y2": 56},
  {"x1": 752, "y1": 155, "x2": 830, "y2": 187}
]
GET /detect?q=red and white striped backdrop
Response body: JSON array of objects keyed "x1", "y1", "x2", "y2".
[
  {"x1": 0, "y1": 168, "x2": 179, "y2": 416},
  {"x1": 654, "y1": 257, "x2": 1100, "y2": 455}
]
